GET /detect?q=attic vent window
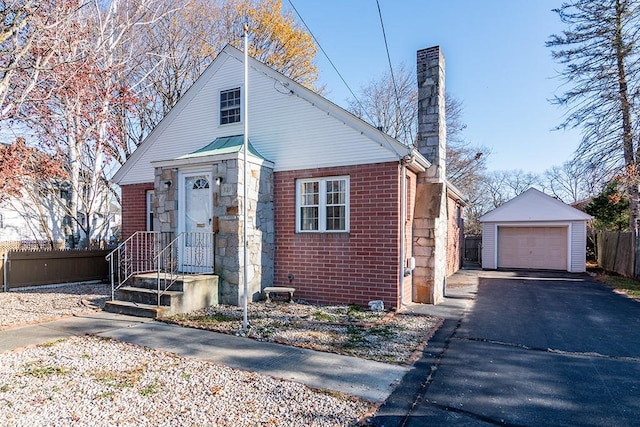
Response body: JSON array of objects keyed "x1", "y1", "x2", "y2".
[{"x1": 220, "y1": 87, "x2": 241, "y2": 125}]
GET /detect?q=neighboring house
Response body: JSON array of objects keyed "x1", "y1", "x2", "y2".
[
  {"x1": 0, "y1": 182, "x2": 120, "y2": 249},
  {"x1": 112, "y1": 44, "x2": 465, "y2": 309},
  {"x1": 479, "y1": 188, "x2": 592, "y2": 273},
  {"x1": 0, "y1": 187, "x2": 68, "y2": 247}
]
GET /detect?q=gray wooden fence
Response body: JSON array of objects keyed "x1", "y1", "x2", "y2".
[
  {"x1": 596, "y1": 231, "x2": 639, "y2": 278},
  {"x1": 464, "y1": 235, "x2": 482, "y2": 263}
]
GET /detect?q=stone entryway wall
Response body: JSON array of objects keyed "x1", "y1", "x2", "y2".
[
  {"x1": 153, "y1": 168, "x2": 178, "y2": 233},
  {"x1": 214, "y1": 159, "x2": 274, "y2": 304},
  {"x1": 154, "y1": 158, "x2": 274, "y2": 306}
]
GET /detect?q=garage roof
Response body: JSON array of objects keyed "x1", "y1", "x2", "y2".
[{"x1": 479, "y1": 188, "x2": 592, "y2": 222}]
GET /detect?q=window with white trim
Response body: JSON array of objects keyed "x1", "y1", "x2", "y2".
[
  {"x1": 297, "y1": 176, "x2": 349, "y2": 232},
  {"x1": 220, "y1": 87, "x2": 241, "y2": 125}
]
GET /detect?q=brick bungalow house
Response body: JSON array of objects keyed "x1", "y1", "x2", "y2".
[{"x1": 111, "y1": 44, "x2": 465, "y2": 310}]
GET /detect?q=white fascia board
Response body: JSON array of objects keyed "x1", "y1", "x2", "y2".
[
  {"x1": 406, "y1": 161, "x2": 426, "y2": 174},
  {"x1": 479, "y1": 188, "x2": 592, "y2": 222},
  {"x1": 492, "y1": 221, "x2": 572, "y2": 227},
  {"x1": 404, "y1": 150, "x2": 430, "y2": 173},
  {"x1": 397, "y1": 150, "x2": 430, "y2": 173},
  {"x1": 273, "y1": 157, "x2": 400, "y2": 173}
]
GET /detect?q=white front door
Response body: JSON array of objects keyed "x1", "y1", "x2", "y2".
[{"x1": 178, "y1": 171, "x2": 213, "y2": 273}]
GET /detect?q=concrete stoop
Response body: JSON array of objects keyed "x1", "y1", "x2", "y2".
[{"x1": 104, "y1": 273, "x2": 219, "y2": 318}]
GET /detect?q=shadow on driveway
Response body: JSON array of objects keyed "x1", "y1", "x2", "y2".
[{"x1": 374, "y1": 270, "x2": 640, "y2": 426}]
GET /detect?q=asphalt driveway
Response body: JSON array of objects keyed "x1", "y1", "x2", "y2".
[{"x1": 374, "y1": 270, "x2": 640, "y2": 426}]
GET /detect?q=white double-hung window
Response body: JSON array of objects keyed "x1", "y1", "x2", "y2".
[
  {"x1": 297, "y1": 176, "x2": 349, "y2": 232},
  {"x1": 219, "y1": 87, "x2": 241, "y2": 125}
]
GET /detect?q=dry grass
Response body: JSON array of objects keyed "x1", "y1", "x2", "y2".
[
  {"x1": 0, "y1": 283, "x2": 442, "y2": 366},
  {"x1": 163, "y1": 301, "x2": 441, "y2": 365},
  {"x1": 595, "y1": 272, "x2": 640, "y2": 300}
]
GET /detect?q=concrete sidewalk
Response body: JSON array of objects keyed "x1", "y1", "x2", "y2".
[
  {"x1": 0, "y1": 311, "x2": 151, "y2": 351},
  {"x1": 0, "y1": 311, "x2": 408, "y2": 403},
  {"x1": 0, "y1": 267, "x2": 481, "y2": 406}
]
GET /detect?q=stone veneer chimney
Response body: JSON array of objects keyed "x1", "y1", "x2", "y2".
[
  {"x1": 417, "y1": 46, "x2": 446, "y2": 180},
  {"x1": 412, "y1": 46, "x2": 448, "y2": 304}
]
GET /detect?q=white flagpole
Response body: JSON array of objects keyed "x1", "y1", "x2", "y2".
[{"x1": 242, "y1": 24, "x2": 249, "y2": 332}]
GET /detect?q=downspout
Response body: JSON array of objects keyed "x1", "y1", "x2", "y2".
[{"x1": 399, "y1": 159, "x2": 408, "y2": 310}]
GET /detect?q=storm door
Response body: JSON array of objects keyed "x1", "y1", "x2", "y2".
[{"x1": 178, "y1": 171, "x2": 214, "y2": 273}]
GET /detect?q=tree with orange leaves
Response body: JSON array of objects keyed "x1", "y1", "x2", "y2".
[
  {"x1": 0, "y1": 138, "x2": 67, "y2": 202},
  {"x1": 216, "y1": 0, "x2": 318, "y2": 89},
  {"x1": 0, "y1": 137, "x2": 69, "y2": 247}
]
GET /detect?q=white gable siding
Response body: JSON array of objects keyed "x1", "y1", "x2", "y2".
[
  {"x1": 569, "y1": 220, "x2": 587, "y2": 272},
  {"x1": 479, "y1": 188, "x2": 592, "y2": 223},
  {"x1": 481, "y1": 223, "x2": 496, "y2": 269},
  {"x1": 118, "y1": 52, "x2": 404, "y2": 186}
]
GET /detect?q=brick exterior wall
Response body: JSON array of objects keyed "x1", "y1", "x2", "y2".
[
  {"x1": 446, "y1": 194, "x2": 463, "y2": 276},
  {"x1": 274, "y1": 162, "x2": 402, "y2": 309},
  {"x1": 121, "y1": 182, "x2": 154, "y2": 240}
]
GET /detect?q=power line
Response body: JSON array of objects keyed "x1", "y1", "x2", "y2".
[
  {"x1": 375, "y1": 0, "x2": 412, "y2": 145},
  {"x1": 286, "y1": 0, "x2": 408, "y2": 158},
  {"x1": 286, "y1": 1, "x2": 375, "y2": 125},
  {"x1": 167, "y1": 0, "x2": 405, "y2": 158}
]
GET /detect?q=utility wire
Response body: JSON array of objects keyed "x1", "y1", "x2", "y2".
[
  {"x1": 286, "y1": 0, "x2": 377, "y2": 127},
  {"x1": 287, "y1": 0, "x2": 407, "y2": 158},
  {"x1": 186, "y1": 0, "x2": 406, "y2": 158},
  {"x1": 375, "y1": 0, "x2": 412, "y2": 146}
]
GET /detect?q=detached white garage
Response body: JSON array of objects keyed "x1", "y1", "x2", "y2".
[{"x1": 479, "y1": 188, "x2": 592, "y2": 273}]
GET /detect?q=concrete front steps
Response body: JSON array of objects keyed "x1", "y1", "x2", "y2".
[{"x1": 104, "y1": 273, "x2": 219, "y2": 318}]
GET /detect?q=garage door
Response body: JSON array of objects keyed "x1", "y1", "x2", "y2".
[{"x1": 498, "y1": 227, "x2": 568, "y2": 270}]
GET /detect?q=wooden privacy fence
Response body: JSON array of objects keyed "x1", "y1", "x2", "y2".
[
  {"x1": 464, "y1": 235, "x2": 482, "y2": 263},
  {"x1": 596, "y1": 231, "x2": 640, "y2": 278},
  {"x1": 1, "y1": 249, "x2": 110, "y2": 290}
]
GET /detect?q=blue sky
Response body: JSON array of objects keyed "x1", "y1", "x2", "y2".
[{"x1": 287, "y1": 0, "x2": 581, "y2": 174}]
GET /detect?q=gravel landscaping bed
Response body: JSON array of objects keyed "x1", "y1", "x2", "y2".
[
  {"x1": 0, "y1": 282, "x2": 110, "y2": 329},
  {"x1": 0, "y1": 284, "x2": 439, "y2": 425},
  {"x1": 164, "y1": 302, "x2": 441, "y2": 364},
  {"x1": 0, "y1": 336, "x2": 371, "y2": 426}
]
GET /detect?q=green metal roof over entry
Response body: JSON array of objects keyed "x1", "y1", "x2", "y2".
[{"x1": 179, "y1": 135, "x2": 269, "y2": 161}]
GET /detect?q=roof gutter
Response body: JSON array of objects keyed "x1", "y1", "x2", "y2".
[
  {"x1": 446, "y1": 179, "x2": 468, "y2": 206},
  {"x1": 401, "y1": 152, "x2": 430, "y2": 173}
]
